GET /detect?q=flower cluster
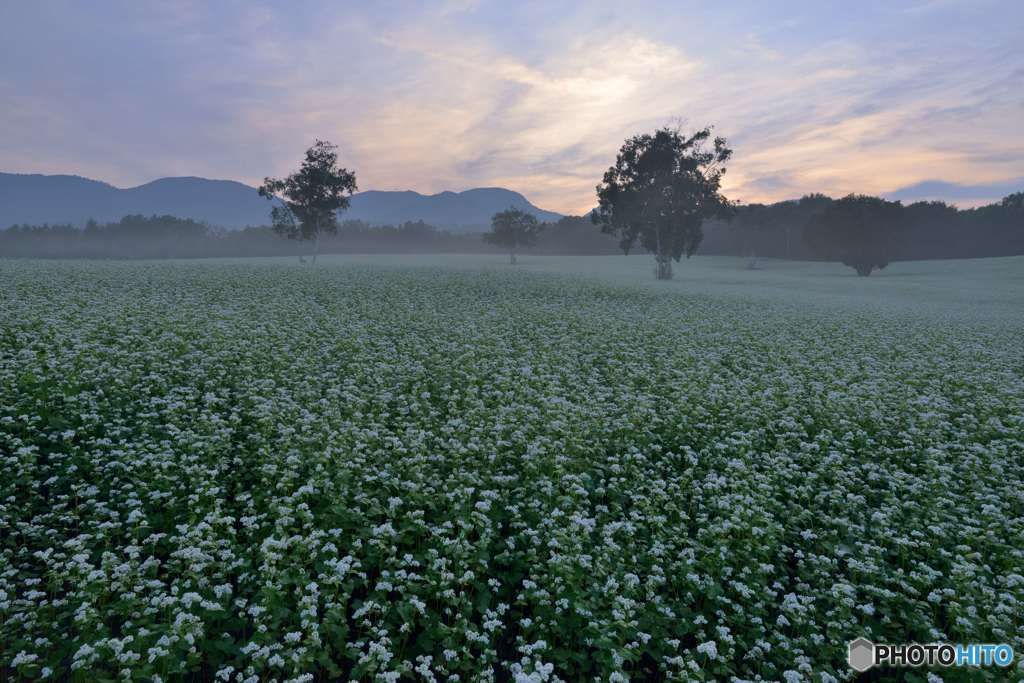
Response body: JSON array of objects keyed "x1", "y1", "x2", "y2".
[{"x1": 1, "y1": 260, "x2": 1021, "y2": 681}]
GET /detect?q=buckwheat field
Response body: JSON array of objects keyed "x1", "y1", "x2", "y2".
[{"x1": 2, "y1": 256, "x2": 1022, "y2": 682}]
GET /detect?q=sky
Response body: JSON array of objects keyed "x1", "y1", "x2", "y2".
[{"x1": 1, "y1": 1, "x2": 1022, "y2": 215}]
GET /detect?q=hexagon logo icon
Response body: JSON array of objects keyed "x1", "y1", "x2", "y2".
[{"x1": 848, "y1": 637, "x2": 875, "y2": 672}]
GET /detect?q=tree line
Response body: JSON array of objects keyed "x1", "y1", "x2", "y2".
[
  {"x1": 2, "y1": 134, "x2": 1021, "y2": 275},
  {"x1": 703, "y1": 192, "x2": 1024, "y2": 269},
  {"x1": 252, "y1": 136, "x2": 1021, "y2": 277},
  {"x1": 0, "y1": 214, "x2": 621, "y2": 259},
  {"x1": 3, "y1": 194, "x2": 1021, "y2": 270}
]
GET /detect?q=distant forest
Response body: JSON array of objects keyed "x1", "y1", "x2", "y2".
[
  {"x1": 1, "y1": 192, "x2": 1021, "y2": 261},
  {"x1": 0, "y1": 215, "x2": 621, "y2": 259},
  {"x1": 700, "y1": 192, "x2": 1024, "y2": 261}
]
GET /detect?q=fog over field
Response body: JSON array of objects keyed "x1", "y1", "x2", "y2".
[{"x1": 2, "y1": 2, "x2": 1023, "y2": 681}]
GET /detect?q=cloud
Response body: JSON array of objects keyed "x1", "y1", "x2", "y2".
[
  {"x1": 438, "y1": 0, "x2": 481, "y2": 16},
  {"x1": 330, "y1": 22, "x2": 704, "y2": 213},
  {"x1": 741, "y1": 174, "x2": 800, "y2": 196},
  {"x1": 0, "y1": 2, "x2": 1022, "y2": 215},
  {"x1": 341, "y1": 13, "x2": 1022, "y2": 213},
  {"x1": 898, "y1": 0, "x2": 965, "y2": 14}
]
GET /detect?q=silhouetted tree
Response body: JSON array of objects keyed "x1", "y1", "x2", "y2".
[
  {"x1": 804, "y1": 194, "x2": 903, "y2": 276},
  {"x1": 593, "y1": 126, "x2": 733, "y2": 279},
  {"x1": 1001, "y1": 192, "x2": 1024, "y2": 209},
  {"x1": 258, "y1": 140, "x2": 357, "y2": 263},
  {"x1": 485, "y1": 207, "x2": 543, "y2": 264}
]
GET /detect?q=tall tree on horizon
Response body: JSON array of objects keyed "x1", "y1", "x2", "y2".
[
  {"x1": 258, "y1": 140, "x2": 357, "y2": 263},
  {"x1": 593, "y1": 126, "x2": 734, "y2": 279}
]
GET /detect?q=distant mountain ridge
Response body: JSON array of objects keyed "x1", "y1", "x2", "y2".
[
  {"x1": 347, "y1": 188, "x2": 562, "y2": 230},
  {"x1": 0, "y1": 173, "x2": 563, "y2": 231}
]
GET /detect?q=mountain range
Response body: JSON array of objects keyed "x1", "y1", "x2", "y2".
[{"x1": 0, "y1": 173, "x2": 563, "y2": 232}]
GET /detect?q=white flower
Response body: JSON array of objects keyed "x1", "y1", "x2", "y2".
[
  {"x1": 696, "y1": 641, "x2": 718, "y2": 660},
  {"x1": 11, "y1": 651, "x2": 39, "y2": 667}
]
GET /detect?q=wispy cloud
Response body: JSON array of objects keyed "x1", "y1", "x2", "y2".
[{"x1": 0, "y1": 2, "x2": 1021, "y2": 214}]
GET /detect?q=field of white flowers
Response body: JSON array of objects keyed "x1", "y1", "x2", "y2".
[{"x1": 2, "y1": 257, "x2": 1022, "y2": 682}]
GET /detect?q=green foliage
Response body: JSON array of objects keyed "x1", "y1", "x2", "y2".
[
  {"x1": 594, "y1": 126, "x2": 734, "y2": 278},
  {"x1": 258, "y1": 140, "x2": 358, "y2": 243}
]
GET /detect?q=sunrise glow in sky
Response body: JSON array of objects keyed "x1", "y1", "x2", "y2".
[{"x1": 1, "y1": 1, "x2": 1022, "y2": 214}]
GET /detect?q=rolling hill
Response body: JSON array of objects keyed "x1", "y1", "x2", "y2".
[
  {"x1": 347, "y1": 188, "x2": 562, "y2": 230},
  {"x1": 0, "y1": 173, "x2": 563, "y2": 231}
]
